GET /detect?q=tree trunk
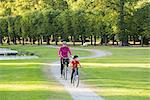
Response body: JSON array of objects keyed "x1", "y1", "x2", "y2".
[
  {"x1": 47, "y1": 37, "x2": 50, "y2": 45},
  {"x1": 55, "y1": 40, "x2": 58, "y2": 45},
  {"x1": 117, "y1": 41, "x2": 119, "y2": 45},
  {"x1": 104, "y1": 35, "x2": 107, "y2": 46},
  {"x1": 141, "y1": 36, "x2": 143, "y2": 47},
  {"x1": 38, "y1": 38, "x2": 40, "y2": 45},
  {"x1": 0, "y1": 33, "x2": 3, "y2": 45},
  {"x1": 33, "y1": 38, "x2": 36, "y2": 44},
  {"x1": 71, "y1": 35, "x2": 73, "y2": 42},
  {"x1": 121, "y1": 36, "x2": 128, "y2": 46},
  {"x1": 90, "y1": 35, "x2": 93, "y2": 45},
  {"x1": 112, "y1": 35, "x2": 115, "y2": 45},
  {"x1": 133, "y1": 36, "x2": 136, "y2": 45},
  {"x1": 29, "y1": 37, "x2": 32, "y2": 45},
  {"x1": 100, "y1": 35, "x2": 103, "y2": 45},
  {"x1": 81, "y1": 35, "x2": 84, "y2": 45},
  {"x1": 18, "y1": 37, "x2": 21, "y2": 44},
  {"x1": 40, "y1": 37, "x2": 43, "y2": 45},
  {"x1": 129, "y1": 35, "x2": 132, "y2": 41},
  {"x1": 13, "y1": 37, "x2": 17, "y2": 45},
  {"x1": 143, "y1": 37, "x2": 149, "y2": 45},
  {"x1": 94, "y1": 35, "x2": 96, "y2": 46},
  {"x1": 119, "y1": 0, "x2": 128, "y2": 46},
  {"x1": 25, "y1": 38, "x2": 28, "y2": 44},
  {"x1": 7, "y1": 36, "x2": 10, "y2": 45},
  {"x1": 83, "y1": 36, "x2": 86, "y2": 43},
  {"x1": 73, "y1": 35, "x2": 75, "y2": 46},
  {"x1": 22, "y1": 38, "x2": 25, "y2": 45},
  {"x1": 55, "y1": 35, "x2": 58, "y2": 45}
]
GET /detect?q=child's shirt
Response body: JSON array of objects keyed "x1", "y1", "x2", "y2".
[{"x1": 71, "y1": 59, "x2": 79, "y2": 69}]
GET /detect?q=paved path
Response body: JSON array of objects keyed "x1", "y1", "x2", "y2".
[{"x1": 44, "y1": 46, "x2": 111, "y2": 100}]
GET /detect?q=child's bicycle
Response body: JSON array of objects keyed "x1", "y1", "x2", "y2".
[
  {"x1": 72, "y1": 68, "x2": 79, "y2": 87},
  {"x1": 62, "y1": 57, "x2": 69, "y2": 80}
]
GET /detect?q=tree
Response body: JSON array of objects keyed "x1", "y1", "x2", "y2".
[
  {"x1": 127, "y1": 3, "x2": 150, "y2": 46},
  {"x1": 14, "y1": 16, "x2": 22, "y2": 44},
  {"x1": 0, "y1": 0, "x2": 149, "y2": 46},
  {"x1": 21, "y1": 13, "x2": 31, "y2": 45},
  {"x1": 0, "y1": 18, "x2": 8, "y2": 44}
]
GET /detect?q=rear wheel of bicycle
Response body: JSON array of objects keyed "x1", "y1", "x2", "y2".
[
  {"x1": 73, "y1": 75, "x2": 79, "y2": 87},
  {"x1": 65, "y1": 66, "x2": 67, "y2": 80},
  {"x1": 63, "y1": 68, "x2": 65, "y2": 79}
]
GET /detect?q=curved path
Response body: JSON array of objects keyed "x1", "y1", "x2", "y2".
[{"x1": 44, "y1": 46, "x2": 111, "y2": 100}]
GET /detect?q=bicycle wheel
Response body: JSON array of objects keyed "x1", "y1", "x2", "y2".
[
  {"x1": 62, "y1": 67, "x2": 65, "y2": 79},
  {"x1": 73, "y1": 75, "x2": 79, "y2": 87},
  {"x1": 63, "y1": 64, "x2": 68, "y2": 80},
  {"x1": 65, "y1": 65, "x2": 67, "y2": 80}
]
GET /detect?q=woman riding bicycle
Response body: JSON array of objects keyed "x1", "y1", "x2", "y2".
[
  {"x1": 70, "y1": 55, "x2": 81, "y2": 84},
  {"x1": 58, "y1": 41, "x2": 72, "y2": 78}
]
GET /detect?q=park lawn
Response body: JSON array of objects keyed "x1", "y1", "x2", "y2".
[
  {"x1": 0, "y1": 45, "x2": 91, "y2": 100},
  {"x1": 80, "y1": 46, "x2": 150, "y2": 100}
]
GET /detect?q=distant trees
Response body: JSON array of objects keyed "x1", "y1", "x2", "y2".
[
  {"x1": 0, "y1": 0, "x2": 149, "y2": 46},
  {"x1": 127, "y1": 3, "x2": 150, "y2": 46}
]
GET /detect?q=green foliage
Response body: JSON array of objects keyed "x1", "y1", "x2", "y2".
[
  {"x1": 127, "y1": 3, "x2": 150, "y2": 38},
  {"x1": 0, "y1": 17, "x2": 8, "y2": 37},
  {"x1": 0, "y1": 0, "x2": 149, "y2": 45}
]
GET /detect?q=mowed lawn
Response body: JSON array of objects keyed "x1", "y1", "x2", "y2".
[
  {"x1": 0, "y1": 45, "x2": 90, "y2": 100},
  {"x1": 80, "y1": 46, "x2": 150, "y2": 100}
]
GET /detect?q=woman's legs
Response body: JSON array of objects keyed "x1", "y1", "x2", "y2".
[{"x1": 60, "y1": 59, "x2": 64, "y2": 77}]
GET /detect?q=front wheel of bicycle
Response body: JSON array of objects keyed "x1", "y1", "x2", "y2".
[
  {"x1": 62, "y1": 68, "x2": 65, "y2": 79},
  {"x1": 73, "y1": 75, "x2": 79, "y2": 87},
  {"x1": 65, "y1": 66, "x2": 67, "y2": 80}
]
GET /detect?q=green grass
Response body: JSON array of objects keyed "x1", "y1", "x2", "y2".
[
  {"x1": 0, "y1": 44, "x2": 91, "y2": 100},
  {"x1": 80, "y1": 46, "x2": 150, "y2": 100},
  {"x1": 1, "y1": 45, "x2": 149, "y2": 100}
]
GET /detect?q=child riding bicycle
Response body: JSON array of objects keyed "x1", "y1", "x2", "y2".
[{"x1": 70, "y1": 55, "x2": 81, "y2": 84}]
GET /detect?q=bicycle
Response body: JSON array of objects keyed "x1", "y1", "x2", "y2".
[
  {"x1": 72, "y1": 68, "x2": 79, "y2": 87},
  {"x1": 62, "y1": 57, "x2": 69, "y2": 80}
]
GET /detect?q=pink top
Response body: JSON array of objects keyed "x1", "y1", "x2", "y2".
[{"x1": 58, "y1": 45, "x2": 72, "y2": 59}]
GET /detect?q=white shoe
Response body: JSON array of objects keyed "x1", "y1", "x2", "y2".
[{"x1": 76, "y1": 75, "x2": 79, "y2": 77}]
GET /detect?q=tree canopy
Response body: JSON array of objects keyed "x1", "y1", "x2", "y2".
[{"x1": 0, "y1": 0, "x2": 149, "y2": 46}]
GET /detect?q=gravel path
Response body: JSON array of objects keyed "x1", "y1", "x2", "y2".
[{"x1": 44, "y1": 46, "x2": 111, "y2": 100}]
